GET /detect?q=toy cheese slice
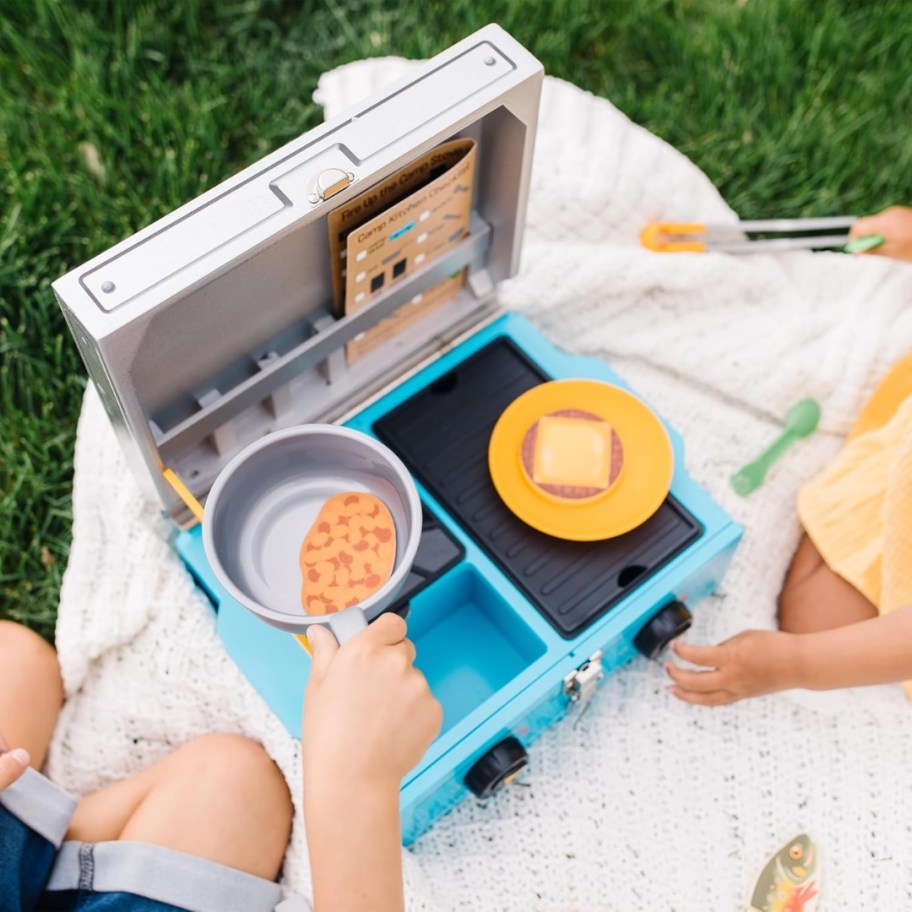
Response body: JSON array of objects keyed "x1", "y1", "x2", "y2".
[{"x1": 520, "y1": 409, "x2": 624, "y2": 503}]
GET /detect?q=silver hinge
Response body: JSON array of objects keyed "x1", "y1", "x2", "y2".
[{"x1": 563, "y1": 650, "x2": 604, "y2": 706}]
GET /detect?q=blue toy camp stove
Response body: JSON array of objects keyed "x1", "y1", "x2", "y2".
[{"x1": 53, "y1": 25, "x2": 741, "y2": 844}]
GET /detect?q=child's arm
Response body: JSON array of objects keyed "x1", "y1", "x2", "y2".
[
  {"x1": 302, "y1": 614, "x2": 442, "y2": 912},
  {"x1": 666, "y1": 604, "x2": 912, "y2": 705}
]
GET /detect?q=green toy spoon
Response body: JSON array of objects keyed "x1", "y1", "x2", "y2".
[{"x1": 731, "y1": 399, "x2": 821, "y2": 497}]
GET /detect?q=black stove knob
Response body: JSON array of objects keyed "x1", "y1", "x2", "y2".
[
  {"x1": 633, "y1": 599, "x2": 693, "y2": 659},
  {"x1": 464, "y1": 736, "x2": 528, "y2": 799}
]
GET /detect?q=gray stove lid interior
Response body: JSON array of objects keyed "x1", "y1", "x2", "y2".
[{"x1": 53, "y1": 24, "x2": 543, "y2": 521}]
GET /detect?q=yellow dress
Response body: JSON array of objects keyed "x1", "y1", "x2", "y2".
[{"x1": 797, "y1": 353, "x2": 912, "y2": 694}]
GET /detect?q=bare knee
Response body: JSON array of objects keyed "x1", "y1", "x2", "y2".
[
  {"x1": 122, "y1": 733, "x2": 293, "y2": 879},
  {"x1": 0, "y1": 621, "x2": 60, "y2": 679},
  {"x1": 0, "y1": 621, "x2": 63, "y2": 766},
  {"x1": 170, "y1": 734, "x2": 290, "y2": 802},
  {"x1": 777, "y1": 585, "x2": 805, "y2": 633},
  {"x1": 778, "y1": 573, "x2": 836, "y2": 633},
  {"x1": 778, "y1": 565, "x2": 878, "y2": 634},
  {"x1": 183, "y1": 734, "x2": 293, "y2": 877}
]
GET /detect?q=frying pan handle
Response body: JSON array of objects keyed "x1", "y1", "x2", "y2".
[{"x1": 327, "y1": 607, "x2": 369, "y2": 645}]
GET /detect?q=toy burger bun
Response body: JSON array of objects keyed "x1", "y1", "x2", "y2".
[
  {"x1": 520, "y1": 409, "x2": 624, "y2": 503},
  {"x1": 299, "y1": 492, "x2": 396, "y2": 615}
]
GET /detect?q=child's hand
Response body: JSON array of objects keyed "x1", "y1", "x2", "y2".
[
  {"x1": 849, "y1": 205, "x2": 912, "y2": 261},
  {"x1": 0, "y1": 731, "x2": 29, "y2": 791},
  {"x1": 303, "y1": 613, "x2": 442, "y2": 793},
  {"x1": 665, "y1": 630, "x2": 801, "y2": 705},
  {"x1": 303, "y1": 615, "x2": 441, "y2": 912}
]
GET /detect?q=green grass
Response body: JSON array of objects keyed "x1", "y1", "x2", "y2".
[{"x1": 2, "y1": 0, "x2": 910, "y2": 641}]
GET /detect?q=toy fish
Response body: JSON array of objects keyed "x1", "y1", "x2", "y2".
[{"x1": 749, "y1": 834, "x2": 819, "y2": 912}]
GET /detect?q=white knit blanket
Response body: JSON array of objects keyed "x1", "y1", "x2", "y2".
[{"x1": 50, "y1": 59, "x2": 912, "y2": 910}]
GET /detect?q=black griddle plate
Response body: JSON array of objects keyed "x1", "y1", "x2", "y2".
[{"x1": 375, "y1": 337, "x2": 702, "y2": 638}]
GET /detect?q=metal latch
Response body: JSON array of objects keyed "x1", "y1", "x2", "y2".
[
  {"x1": 563, "y1": 650, "x2": 604, "y2": 707},
  {"x1": 308, "y1": 167, "x2": 354, "y2": 204}
]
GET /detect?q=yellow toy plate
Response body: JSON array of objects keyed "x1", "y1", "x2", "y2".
[{"x1": 488, "y1": 380, "x2": 674, "y2": 540}]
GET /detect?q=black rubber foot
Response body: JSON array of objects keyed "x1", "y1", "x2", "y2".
[
  {"x1": 633, "y1": 600, "x2": 693, "y2": 659},
  {"x1": 464, "y1": 736, "x2": 529, "y2": 799}
]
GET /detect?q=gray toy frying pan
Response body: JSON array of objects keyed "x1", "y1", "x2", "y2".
[{"x1": 203, "y1": 425, "x2": 422, "y2": 644}]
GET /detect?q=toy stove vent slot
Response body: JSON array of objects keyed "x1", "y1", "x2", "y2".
[
  {"x1": 255, "y1": 350, "x2": 295, "y2": 420},
  {"x1": 617, "y1": 564, "x2": 647, "y2": 588},
  {"x1": 194, "y1": 388, "x2": 237, "y2": 457},
  {"x1": 306, "y1": 315, "x2": 346, "y2": 386}
]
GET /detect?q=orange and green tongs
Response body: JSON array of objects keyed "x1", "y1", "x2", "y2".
[{"x1": 641, "y1": 216, "x2": 884, "y2": 254}]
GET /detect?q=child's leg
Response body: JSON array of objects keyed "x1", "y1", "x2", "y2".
[
  {"x1": 0, "y1": 622, "x2": 292, "y2": 880},
  {"x1": 0, "y1": 621, "x2": 64, "y2": 768},
  {"x1": 778, "y1": 534, "x2": 878, "y2": 634},
  {"x1": 66, "y1": 733, "x2": 293, "y2": 880}
]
